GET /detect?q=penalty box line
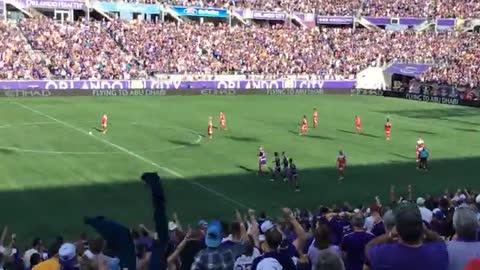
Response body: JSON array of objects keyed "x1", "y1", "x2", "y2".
[{"x1": 12, "y1": 102, "x2": 248, "y2": 209}]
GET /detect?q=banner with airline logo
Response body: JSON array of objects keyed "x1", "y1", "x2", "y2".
[{"x1": 171, "y1": 6, "x2": 228, "y2": 18}]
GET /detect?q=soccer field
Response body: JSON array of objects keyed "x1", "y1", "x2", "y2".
[{"x1": 1, "y1": 95, "x2": 479, "y2": 242}]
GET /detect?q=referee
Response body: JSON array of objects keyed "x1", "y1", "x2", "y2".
[{"x1": 418, "y1": 147, "x2": 429, "y2": 171}]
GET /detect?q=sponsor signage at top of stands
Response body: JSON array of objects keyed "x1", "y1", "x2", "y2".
[
  {"x1": 93, "y1": 2, "x2": 160, "y2": 14},
  {"x1": 316, "y1": 16, "x2": 353, "y2": 25},
  {"x1": 21, "y1": 0, "x2": 85, "y2": 10},
  {"x1": 384, "y1": 63, "x2": 432, "y2": 77},
  {"x1": 364, "y1": 16, "x2": 427, "y2": 26},
  {"x1": 251, "y1": 10, "x2": 287, "y2": 20},
  {"x1": 0, "y1": 79, "x2": 356, "y2": 90},
  {"x1": 436, "y1": 18, "x2": 456, "y2": 26},
  {"x1": 172, "y1": 6, "x2": 228, "y2": 18}
]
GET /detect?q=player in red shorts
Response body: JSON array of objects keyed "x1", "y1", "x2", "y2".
[
  {"x1": 219, "y1": 112, "x2": 227, "y2": 130},
  {"x1": 101, "y1": 113, "x2": 108, "y2": 134},
  {"x1": 355, "y1": 115, "x2": 361, "y2": 134},
  {"x1": 416, "y1": 137, "x2": 425, "y2": 162},
  {"x1": 207, "y1": 117, "x2": 213, "y2": 139},
  {"x1": 337, "y1": 150, "x2": 346, "y2": 181},
  {"x1": 385, "y1": 118, "x2": 392, "y2": 140},
  {"x1": 313, "y1": 108, "x2": 318, "y2": 128},
  {"x1": 299, "y1": 115, "x2": 308, "y2": 135}
]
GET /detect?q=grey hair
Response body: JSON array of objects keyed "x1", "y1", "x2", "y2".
[
  {"x1": 453, "y1": 207, "x2": 479, "y2": 240},
  {"x1": 351, "y1": 213, "x2": 365, "y2": 228},
  {"x1": 383, "y1": 210, "x2": 396, "y2": 232},
  {"x1": 313, "y1": 250, "x2": 345, "y2": 270}
]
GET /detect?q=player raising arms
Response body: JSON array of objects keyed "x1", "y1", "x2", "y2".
[
  {"x1": 355, "y1": 115, "x2": 362, "y2": 134},
  {"x1": 289, "y1": 158, "x2": 300, "y2": 192},
  {"x1": 385, "y1": 118, "x2": 392, "y2": 140},
  {"x1": 337, "y1": 150, "x2": 346, "y2": 181},
  {"x1": 270, "y1": 152, "x2": 281, "y2": 181},
  {"x1": 313, "y1": 108, "x2": 318, "y2": 128},
  {"x1": 101, "y1": 112, "x2": 108, "y2": 134},
  {"x1": 299, "y1": 115, "x2": 308, "y2": 135},
  {"x1": 219, "y1": 112, "x2": 227, "y2": 130},
  {"x1": 258, "y1": 147, "x2": 267, "y2": 175},
  {"x1": 207, "y1": 117, "x2": 213, "y2": 139},
  {"x1": 416, "y1": 136, "x2": 425, "y2": 162}
]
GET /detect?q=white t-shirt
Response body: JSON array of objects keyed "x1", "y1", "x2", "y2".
[
  {"x1": 24, "y1": 248, "x2": 39, "y2": 268},
  {"x1": 234, "y1": 248, "x2": 261, "y2": 270},
  {"x1": 419, "y1": 206, "x2": 433, "y2": 223}
]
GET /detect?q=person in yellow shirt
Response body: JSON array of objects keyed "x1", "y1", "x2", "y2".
[{"x1": 32, "y1": 241, "x2": 62, "y2": 270}]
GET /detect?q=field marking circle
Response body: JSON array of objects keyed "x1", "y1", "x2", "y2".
[{"x1": 0, "y1": 121, "x2": 202, "y2": 155}]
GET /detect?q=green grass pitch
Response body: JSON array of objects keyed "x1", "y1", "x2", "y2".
[{"x1": 0, "y1": 95, "x2": 479, "y2": 243}]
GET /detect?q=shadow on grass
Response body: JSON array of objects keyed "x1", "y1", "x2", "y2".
[
  {"x1": 390, "y1": 153, "x2": 412, "y2": 160},
  {"x1": 454, "y1": 127, "x2": 478, "y2": 133},
  {"x1": 406, "y1": 129, "x2": 436, "y2": 135},
  {"x1": 336, "y1": 129, "x2": 381, "y2": 138},
  {"x1": 227, "y1": 136, "x2": 260, "y2": 142},
  {"x1": 2, "y1": 156, "x2": 478, "y2": 246},
  {"x1": 0, "y1": 148, "x2": 15, "y2": 155},
  {"x1": 287, "y1": 130, "x2": 334, "y2": 140},
  {"x1": 92, "y1": 127, "x2": 103, "y2": 133},
  {"x1": 168, "y1": 139, "x2": 201, "y2": 147}
]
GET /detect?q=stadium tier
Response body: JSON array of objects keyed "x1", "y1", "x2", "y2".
[{"x1": 0, "y1": 19, "x2": 478, "y2": 88}]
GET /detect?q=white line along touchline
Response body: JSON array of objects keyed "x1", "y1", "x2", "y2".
[{"x1": 13, "y1": 102, "x2": 248, "y2": 208}]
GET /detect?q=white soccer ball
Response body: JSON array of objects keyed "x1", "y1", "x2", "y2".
[{"x1": 89, "y1": 131, "x2": 93, "y2": 135}]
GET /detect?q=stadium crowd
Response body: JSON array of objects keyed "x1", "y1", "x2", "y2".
[
  {"x1": 2, "y1": 19, "x2": 479, "y2": 87},
  {"x1": 1, "y1": 174, "x2": 479, "y2": 270},
  {"x1": 108, "y1": 0, "x2": 480, "y2": 17}
]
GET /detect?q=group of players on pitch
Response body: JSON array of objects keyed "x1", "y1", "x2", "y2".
[{"x1": 205, "y1": 108, "x2": 430, "y2": 186}]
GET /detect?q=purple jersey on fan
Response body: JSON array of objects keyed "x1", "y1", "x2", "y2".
[{"x1": 259, "y1": 149, "x2": 267, "y2": 165}]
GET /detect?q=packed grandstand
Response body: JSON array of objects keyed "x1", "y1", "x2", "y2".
[{"x1": 1, "y1": 0, "x2": 480, "y2": 269}]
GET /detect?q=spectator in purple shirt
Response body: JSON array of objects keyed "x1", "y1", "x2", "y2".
[
  {"x1": 341, "y1": 214, "x2": 375, "y2": 270},
  {"x1": 365, "y1": 203, "x2": 448, "y2": 270},
  {"x1": 446, "y1": 207, "x2": 480, "y2": 270},
  {"x1": 308, "y1": 224, "x2": 343, "y2": 269}
]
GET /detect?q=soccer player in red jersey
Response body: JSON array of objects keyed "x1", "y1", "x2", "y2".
[
  {"x1": 101, "y1": 113, "x2": 108, "y2": 134},
  {"x1": 219, "y1": 112, "x2": 227, "y2": 130},
  {"x1": 313, "y1": 108, "x2": 318, "y2": 128},
  {"x1": 355, "y1": 115, "x2": 362, "y2": 134},
  {"x1": 299, "y1": 115, "x2": 308, "y2": 135},
  {"x1": 337, "y1": 150, "x2": 346, "y2": 181},
  {"x1": 207, "y1": 117, "x2": 213, "y2": 139},
  {"x1": 385, "y1": 118, "x2": 392, "y2": 140},
  {"x1": 416, "y1": 137, "x2": 425, "y2": 162}
]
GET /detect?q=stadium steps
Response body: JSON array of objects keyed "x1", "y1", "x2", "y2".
[
  {"x1": 356, "y1": 16, "x2": 382, "y2": 31},
  {"x1": 414, "y1": 19, "x2": 434, "y2": 31},
  {"x1": 229, "y1": 8, "x2": 247, "y2": 25},
  {"x1": 90, "y1": 2, "x2": 114, "y2": 21},
  {"x1": 288, "y1": 13, "x2": 307, "y2": 29},
  {"x1": 4, "y1": 0, "x2": 33, "y2": 17},
  {"x1": 163, "y1": 5, "x2": 184, "y2": 23}
]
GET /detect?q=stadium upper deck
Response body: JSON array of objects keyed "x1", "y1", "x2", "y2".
[{"x1": 0, "y1": 18, "x2": 477, "y2": 87}]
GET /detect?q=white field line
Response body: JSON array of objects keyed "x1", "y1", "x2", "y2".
[{"x1": 12, "y1": 102, "x2": 247, "y2": 208}]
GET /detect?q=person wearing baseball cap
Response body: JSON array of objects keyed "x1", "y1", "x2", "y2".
[{"x1": 191, "y1": 221, "x2": 245, "y2": 270}]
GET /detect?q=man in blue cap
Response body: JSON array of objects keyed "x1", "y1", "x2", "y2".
[{"x1": 191, "y1": 220, "x2": 245, "y2": 270}]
